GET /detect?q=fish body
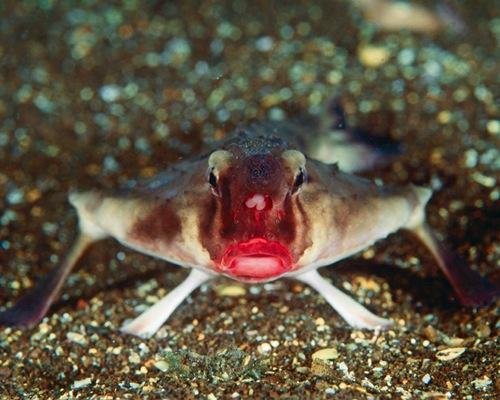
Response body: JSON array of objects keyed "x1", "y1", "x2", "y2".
[
  {"x1": 1, "y1": 101, "x2": 497, "y2": 337},
  {"x1": 72, "y1": 118, "x2": 405, "y2": 282}
]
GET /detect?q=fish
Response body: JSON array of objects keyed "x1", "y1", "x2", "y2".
[{"x1": 0, "y1": 99, "x2": 497, "y2": 338}]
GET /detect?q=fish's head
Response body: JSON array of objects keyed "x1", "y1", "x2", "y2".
[{"x1": 201, "y1": 144, "x2": 310, "y2": 282}]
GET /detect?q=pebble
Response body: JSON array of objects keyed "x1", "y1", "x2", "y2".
[
  {"x1": 311, "y1": 348, "x2": 338, "y2": 361},
  {"x1": 358, "y1": 45, "x2": 390, "y2": 68},
  {"x1": 66, "y1": 332, "x2": 88, "y2": 346},
  {"x1": 471, "y1": 172, "x2": 496, "y2": 187},
  {"x1": 154, "y1": 360, "x2": 169, "y2": 372},
  {"x1": 437, "y1": 110, "x2": 451, "y2": 124},
  {"x1": 422, "y1": 374, "x2": 431, "y2": 384},
  {"x1": 216, "y1": 284, "x2": 246, "y2": 297},
  {"x1": 336, "y1": 361, "x2": 355, "y2": 381},
  {"x1": 353, "y1": 276, "x2": 381, "y2": 292},
  {"x1": 99, "y1": 84, "x2": 121, "y2": 102},
  {"x1": 257, "y1": 342, "x2": 272, "y2": 354},
  {"x1": 443, "y1": 337, "x2": 465, "y2": 347},
  {"x1": 324, "y1": 387, "x2": 336, "y2": 395},
  {"x1": 435, "y1": 347, "x2": 466, "y2": 361},
  {"x1": 6, "y1": 188, "x2": 24, "y2": 205},
  {"x1": 279, "y1": 306, "x2": 289, "y2": 313},
  {"x1": 138, "y1": 343, "x2": 150, "y2": 356},
  {"x1": 255, "y1": 36, "x2": 274, "y2": 52},
  {"x1": 464, "y1": 149, "x2": 478, "y2": 168},
  {"x1": 471, "y1": 376, "x2": 492, "y2": 390},
  {"x1": 486, "y1": 120, "x2": 499, "y2": 135},
  {"x1": 475, "y1": 324, "x2": 491, "y2": 338},
  {"x1": 128, "y1": 352, "x2": 141, "y2": 364},
  {"x1": 72, "y1": 377, "x2": 92, "y2": 389},
  {"x1": 423, "y1": 325, "x2": 438, "y2": 342}
]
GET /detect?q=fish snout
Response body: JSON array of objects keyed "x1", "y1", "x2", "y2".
[{"x1": 219, "y1": 238, "x2": 293, "y2": 281}]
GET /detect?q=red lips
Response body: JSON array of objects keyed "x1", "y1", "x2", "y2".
[{"x1": 219, "y1": 238, "x2": 293, "y2": 280}]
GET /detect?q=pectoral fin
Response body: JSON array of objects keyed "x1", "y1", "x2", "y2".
[
  {"x1": 296, "y1": 270, "x2": 392, "y2": 329},
  {"x1": 121, "y1": 268, "x2": 213, "y2": 337},
  {"x1": 410, "y1": 223, "x2": 499, "y2": 306},
  {"x1": 0, "y1": 233, "x2": 95, "y2": 327},
  {"x1": 0, "y1": 191, "x2": 109, "y2": 328}
]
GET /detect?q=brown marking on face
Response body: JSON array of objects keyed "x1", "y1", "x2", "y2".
[
  {"x1": 129, "y1": 201, "x2": 181, "y2": 246},
  {"x1": 199, "y1": 140, "x2": 314, "y2": 275},
  {"x1": 199, "y1": 195, "x2": 220, "y2": 242},
  {"x1": 288, "y1": 195, "x2": 313, "y2": 261},
  {"x1": 216, "y1": 174, "x2": 238, "y2": 238},
  {"x1": 276, "y1": 194, "x2": 297, "y2": 243}
]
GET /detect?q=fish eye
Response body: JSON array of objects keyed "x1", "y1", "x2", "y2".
[
  {"x1": 292, "y1": 168, "x2": 306, "y2": 194},
  {"x1": 209, "y1": 170, "x2": 217, "y2": 187},
  {"x1": 282, "y1": 150, "x2": 307, "y2": 194},
  {"x1": 208, "y1": 150, "x2": 232, "y2": 197},
  {"x1": 208, "y1": 169, "x2": 219, "y2": 195}
]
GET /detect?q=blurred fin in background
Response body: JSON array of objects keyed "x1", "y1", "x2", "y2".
[
  {"x1": 351, "y1": 0, "x2": 466, "y2": 34},
  {"x1": 309, "y1": 98, "x2": 401, "y2": 172}
]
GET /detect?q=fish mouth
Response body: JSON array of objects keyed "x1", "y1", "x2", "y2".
[{"x1": 219, "y1": 238, "x2": 293, "y2": 281}]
